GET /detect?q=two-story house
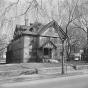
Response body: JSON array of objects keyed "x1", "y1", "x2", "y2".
[{"x1": 6, "y1": 20, "x2": 66, "y2": 63}]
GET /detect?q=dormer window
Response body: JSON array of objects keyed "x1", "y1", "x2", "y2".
[
  {"x1": 30, "y1": 27, "x2": 33, "y2": 31},
  {"x1": 23, "y1": 29, "x2": 27, "y2": 31}
]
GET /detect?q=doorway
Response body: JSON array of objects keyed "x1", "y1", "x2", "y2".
[
  {"x1": 44, "y1": 48, "x2": 48, "y2": 55},
  {"x1": 44, "y1": 48, "x2": 52, "y2": 59}
]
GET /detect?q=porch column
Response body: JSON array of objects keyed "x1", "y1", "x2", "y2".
[
  {"x1": 42, "y1": 47, "x2": 44, "y2": 62},
  {"x1": 48, "y1": 37, "x2": 50, "y2": 59},
  {"x1": 55, "y1": 48, "x2": 57, "y2": 59},
  {"x1": 52, "y1": 48, "x2": 55, "y2": 59},
  {"x1": 48, "y1": 42, "x2": 51, "y2": 59},
  {"x1": 51, "y1": 49, "x2": 53, "y2": 59}
]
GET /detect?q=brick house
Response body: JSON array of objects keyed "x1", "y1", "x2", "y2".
[{"x1": 6, "y1": 20, "x2": 66, "y2": 63}]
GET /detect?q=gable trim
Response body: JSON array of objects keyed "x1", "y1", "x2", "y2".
[
  {"x1": 38, "y1": 41, "x2": 57, "y2": 49},
  {"x1": 38, "y1": 20, "x2": 67, "y2": 40}
]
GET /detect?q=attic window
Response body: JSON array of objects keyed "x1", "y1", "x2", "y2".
[
  {"x1": 30, "y1": 28, "x2": 33, "y2": 31},
  {"x1": 23, "y1": 29, "x2": 27, "y2": 31}
]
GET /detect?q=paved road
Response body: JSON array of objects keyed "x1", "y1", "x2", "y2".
[{"x1": 1, "y1": 74, "x2": 88, "y2": 88}]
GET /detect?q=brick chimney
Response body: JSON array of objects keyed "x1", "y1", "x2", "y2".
[{"x1": 25, "y1": 19, "x2": 28, "y2": 26}]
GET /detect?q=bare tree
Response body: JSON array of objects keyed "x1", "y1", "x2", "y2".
[
  {"x1": 67, "y1": 27, "x2": 86, "y2": 56},
  {"x1": 58, "y1": 0, "x2": 88, "y2": 61},
  {"x1": 0, "y1": 0, "x2": 88, "y2": 64},
  {"x1": 0, "y1": 0, "x2": 45, "y2": 51}
]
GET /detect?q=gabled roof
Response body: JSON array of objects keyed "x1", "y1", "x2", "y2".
[
  {"x1": 13, "y1": 25, "x2": 31, "y2": 38},
  {"x1": 13, "y1": 20, "x2": 67, "y2": 41},
  {"x1": 38, "y1": 21, "x2": 55, "y2": 34},
  {"x1": 13, "y1": 22, "x2": 43, "y2": 38},
  {"x1": 23, "y1": 30, "x2": 38, "y2": 35},
  {"x1": 17, "y1": 25, "x2": 30, "y2": 29},
  {"x1": 38, "y1": 20, "x2": 67, "y2": 40},
  {"x1": 39, "y1": 40, "x2": 57, "y2": 49}
]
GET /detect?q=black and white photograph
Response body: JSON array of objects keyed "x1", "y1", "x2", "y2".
[{"x1": 0, "y1": 0, "x2": 88, "y2": 88}]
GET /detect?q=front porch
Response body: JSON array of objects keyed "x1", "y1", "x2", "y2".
[{"x1": 38, "y1": 41, "x2": 57, "y2": 62}]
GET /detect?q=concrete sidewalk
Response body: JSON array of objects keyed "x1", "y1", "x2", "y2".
[{"x1": 0, "y1": 69, "x2": 88, "y2": 84}]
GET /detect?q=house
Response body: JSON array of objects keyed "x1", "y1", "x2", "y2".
[
  {"x1": 6, "y1": 20, "x2": 66, "y2": 63},
  {"x1": 0, "y1": 48, "x2": 6, "y2": 63}
]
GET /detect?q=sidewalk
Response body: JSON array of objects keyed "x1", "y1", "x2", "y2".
[{"x1": 0, "y1": 69, "x2": 88, "y2": 84}]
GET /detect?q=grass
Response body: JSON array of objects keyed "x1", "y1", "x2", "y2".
[{"x1": 0, "y1": 61, "x2": 88, "y2": 71}]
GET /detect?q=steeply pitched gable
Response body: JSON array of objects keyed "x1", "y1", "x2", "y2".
[
  {"x1": 13, "y1": 20, "x2": 67, "y2": 41},
  {"x1": 38, "y1": 20, "x2": 67, "y2": 40},
  {"x1": 39, "y1": 40, "x2": 57, "y2": 49}
]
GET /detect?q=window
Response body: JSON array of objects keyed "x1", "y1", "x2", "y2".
[
  {"x1": 23, "y1": 29, "x2": 27, "y2": 31},
  {"x1": 30, "y1": 28, "x2": 33, "y2": 31}
]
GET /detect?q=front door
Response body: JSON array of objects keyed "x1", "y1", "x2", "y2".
[{"x1": 44, "y1": 48, "x2": 52, "y2": 59}]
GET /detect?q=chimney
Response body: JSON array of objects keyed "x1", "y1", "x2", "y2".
[{"x1": 25, "y1": 19, "x2": 28, "y2": 26}]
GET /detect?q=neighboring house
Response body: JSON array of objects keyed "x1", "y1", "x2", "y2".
[
  {"x1": 6, "y1": 20, "x2": 66, "y2": 63},
  {"x1": 0, "y1": 48, "x2": 6, "y2": 63}
]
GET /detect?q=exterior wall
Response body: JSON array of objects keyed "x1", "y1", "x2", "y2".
[
  {"x1": 39, "y1": 27, "x2": 61, "y2": 46},
  {"x1": 23, "y1": 36, "x2": 32, "y2": 63},
  {"x1": 6, "y1": 35, "x2": 38, "y2": 63},
  {"x1": 56, "y1": 48, "x2": 62, "y2": 60},
  {"x1": 37, "y1": 48, "x2": 43, "y2": 62},
  {"x1": 39, "y1": 37, "x2": 47, "y2": 46},
  {"x1": 11, "y1": 37, "x2": 24, "y2": 51},
  {"x1": 38, "y1": 27, "x2": 62, "y2": 61},
  {"x1": 6, "y1": 24, "x2": 63, "y2": 63},
  {"x1": 6, "y1": 36, "x2": 24, "y2": 63},
  {"x1": 23, "y1": 36, "x2": 38, "y2": 62},
  {"x1": 41, "y1": 27, "x2": 59, "y2": 37}
]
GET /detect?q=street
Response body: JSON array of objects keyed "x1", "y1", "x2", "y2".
[{"x1": 1, "y1": 74, "x2": 88, "y2": 88}]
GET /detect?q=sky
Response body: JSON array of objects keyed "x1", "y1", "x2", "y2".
[
  {"x1": 1, "y1": 0, "x2": 69, "y2": 41},
  {"x1": 2, "y1": 0, "x2": 65, "y2": 27},
  {"x1": 0, "y1": 0, "x2": 86, "y2": 48}
]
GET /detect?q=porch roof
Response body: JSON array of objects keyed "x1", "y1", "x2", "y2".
[{"x1": 38, "y1": 41, "x2": 57, "y2": 49}]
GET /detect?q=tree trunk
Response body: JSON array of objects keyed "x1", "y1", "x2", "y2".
[
  {"x1": 61, "y1": 40, "x2": 65, "y2": 74},
  {"x1": 66, "y1": 38, "x2": 70, "y2": 61},
  {"x1": 87, "y1": 27, "x2": 88, "y2": 45}
]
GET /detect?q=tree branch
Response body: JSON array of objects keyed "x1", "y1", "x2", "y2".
[{"x1": 0, "y1": 0, "x2": 19, "y2": 20}]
